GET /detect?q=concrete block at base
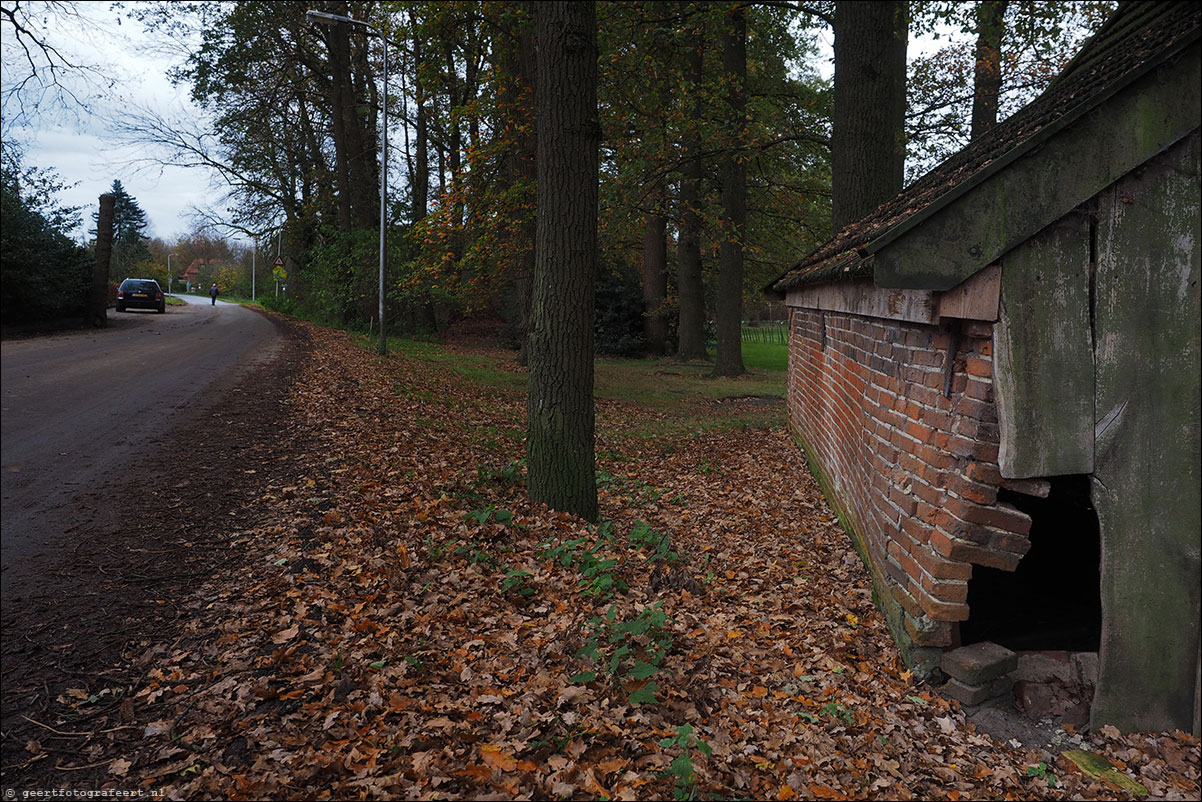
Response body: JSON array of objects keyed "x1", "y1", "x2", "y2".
[
  {"x1": 1071, "y1": 651, "x2": 1099, "y2": 687},
  {"x1": 942, "y1": 675, "x2": 1015, "y2": 706},
  {"x1": 942, "y1": 641, "x2": 1019, "y2": 685},
  {"x1": 1014, "y1": 650, "x2": 1074, "y2": 683}
]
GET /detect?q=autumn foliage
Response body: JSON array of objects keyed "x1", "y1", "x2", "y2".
[{"x1": 55, "y1": 321, "x2": 1192, "y2": 800}]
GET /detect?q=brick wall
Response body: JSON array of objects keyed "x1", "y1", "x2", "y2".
[{"x1": 786, "y1": 306, "x2": 1033, "y2": 651}]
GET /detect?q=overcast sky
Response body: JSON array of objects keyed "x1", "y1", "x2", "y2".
[
  {"x1": 3, "y1": 2, "x2": 940, "y2": 248},
  {"x1": 2, "y1": 1, "x2": 215, "y2": 244}
]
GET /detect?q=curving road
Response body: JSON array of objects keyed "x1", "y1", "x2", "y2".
[{"x1": 0, "y1": 296, "x2": 280, "y2": 594}]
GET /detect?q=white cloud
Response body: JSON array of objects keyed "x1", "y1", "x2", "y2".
[{"x1": 2, "y1": 1, "x2": 218, "y2": 243}]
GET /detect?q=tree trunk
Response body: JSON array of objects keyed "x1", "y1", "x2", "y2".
[
  {"x1": 327, "y1": 20, "x2": 354, "y2": 233},
  {"x1": 676, "y1": 6, "x2": 707, "y2": 362},
  {"x1": 971, "y1": 0, "x2": 1008, "y2": 139},
  {"x1": 412, "y1": 8, "x2": 430, "y2": 223},
  {"x1": 91, "y1": 193, "x2": 115, "y2": 328},
  {"x1": 712, "y1": 4, "x2": 746, "y2": 378},
  {"x1": 642, "y1": 205, "x2": 669, "y2": 355},
  {"x1": 832, "y1": 0, "x2": 908, "y2": 232},
  {"x1": 349, "y1": 32, "x2": 380, "y2": 230},
  {"x1": 514, "y1": 1, "x2": 538, "y2": 365},
  {"x1": 527, "y1": 0, "x2": 598, "y2": 522}
]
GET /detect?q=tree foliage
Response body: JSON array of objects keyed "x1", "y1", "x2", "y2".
[
  {"x1": 0, "y1": 141, "x2": 92, "y2": 325},
  {"x1": 91, "y1": 179, "x2": 151, "y2": 281},
  {"x1": 105, "y1": 0, "x2": 1110, "y2": 345},
  {"x1": 906, "y1": 0, "x2": 1115, "y2": 175}
]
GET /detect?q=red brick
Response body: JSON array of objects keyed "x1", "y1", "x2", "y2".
[
  {"x1": 911, "y1": 581, "x2": 971, "y2": 621},
  {"x1": 965, "y1": 378, "x2": 992, "y2": 401},
  {"x1": 945, "y1": 473, "x2": 998, "y2": 506},
  {"x1": 941, "y1": 676, "x2": 1013, "y2": 706},
  {"x1": 955, "y1": 501, "x2": 1032, "y2": 536},
  {"x1": 910, "y1": 478, "x2": 947, "y2": 507},
  {"x1": 883, "y1": 553, "x2": 913, "y2": 589},
  {"x1": 930, "y1": 528, "x2": 1024, "y2": 571},
  {"x1": 921, "y1": 572, "x2": 969, "y2": 603},
  {"x1": 942, "y1": 642, "x2": 1018, "y2": 685},
  {"x1": 887, "y1": 485, "x2": 918, "y2": 518},
  {"x1": 964, "y1": 461, "x2": 1002, "y2": 485},
  {"x1": 888, "y1": 539, "x2": 920, "y2": 579},
  {"x1": 946, "y1": 434, "x2": 986, "y2": 459},
  {"x1": 962, "y1": 321, "x2": 993, "y2": 338},
  {"x1": 916, "y1": 444, "x2": 956, "y2": 471},
  {"x1": 892, "y1": 583, "x2": 924, "y2": 618},
  {"x1": 913, "y1": 543, "x2": 973, "y2": 581},
  {"x1": 986, "y1": 530, "x2": 1032, "y2": 557},
  {"x1": 905, "y1": 615, "x2": 954, "y2": 647},
  {"x1": 965, "y1": 356, "x2": 992, "y2": 378}
]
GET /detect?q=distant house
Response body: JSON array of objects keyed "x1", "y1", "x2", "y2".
[
  {"x1": 768, "y1": 2, "x2": 1199, "y2": 734},
  {"x1": 182, "y1": 259, "x2": 202, "y2": 291}
]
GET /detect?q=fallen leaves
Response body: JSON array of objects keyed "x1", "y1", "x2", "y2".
[{"x1": 90, "y1": 323, "x2": 1199, "y2": 800}]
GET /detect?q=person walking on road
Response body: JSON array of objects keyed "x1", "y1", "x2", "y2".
[{"x1": 209, "y1": 283, "x2": 219, "y2": 306}]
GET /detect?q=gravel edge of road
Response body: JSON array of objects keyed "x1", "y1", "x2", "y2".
[{"x1": 0, "y1": 312, "x2": 312, "y2": 792}]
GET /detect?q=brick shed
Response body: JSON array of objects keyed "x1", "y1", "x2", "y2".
[{"x1": 769, "y1": 2, "x2": 1200, "y2": 734}]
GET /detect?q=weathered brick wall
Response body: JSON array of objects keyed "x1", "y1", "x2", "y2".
[{"x1": 786, "y1": 306, "x2": 1033, "y2": 651}]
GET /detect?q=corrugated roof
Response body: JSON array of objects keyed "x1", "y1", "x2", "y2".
[{"x1": 770, "y1": 1, "x2": 1201, "y2": 295}]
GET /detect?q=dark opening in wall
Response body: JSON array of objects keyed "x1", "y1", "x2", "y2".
[{"x1": 960, "y1": 475, "x2": 1102, "y2": 652}]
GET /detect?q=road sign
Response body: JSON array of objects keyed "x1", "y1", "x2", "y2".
[{"x1": 272, "y1": 256, "x2": 287, "y2": 281}]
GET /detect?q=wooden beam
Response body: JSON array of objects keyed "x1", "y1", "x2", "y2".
[
  {"x1": 785, "y1": 280, "x2": 937, "y2": 324},
  {"x1": 873, "y1": 42, "x2": 1201, "y2": 291}
]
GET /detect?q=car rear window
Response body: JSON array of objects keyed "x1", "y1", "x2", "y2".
[{"x1": 122, "y1": 281, "x2": 158, "y2": 292}]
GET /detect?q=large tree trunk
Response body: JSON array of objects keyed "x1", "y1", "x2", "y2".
[
  {"x1": 676, "y1": 5, "x2": 707, "y2": 362},
  {"x1": 711, "y1": 3, "x2": 746, "y2": 377},
  {"x1": 349, "y1": 32, "x2": 380, "y2": 230},
  {"x1": 971, "y1": 0, "x2": 1008, "y2": 139},
  {"x1": 327, "y1": 20, "x2": 355, "y2": 233},
  {"x1": 527, "y1": 0, "x2": 598, "y2": 522},
  {"x1": 642, "y1": 203, "x2": 669, "y2": 356},
  {"x1": 832, "y1": 0, "x2": 908, "y2": 232},
  {"x1": 514, "y1": 1, "x2": 538, "y2": 365},
  {"x1": 91, "y1": 193, "x2": 115, "y2": 328},
  {"x1": 411, "y1": 8, "x2": 429, "y2": 222}
]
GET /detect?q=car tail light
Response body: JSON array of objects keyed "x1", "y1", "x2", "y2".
[
  {"x1": 156, "y1": 291, "x2": 163, "y2": 300},
  {"x1": 117, "y1": 289, "x2": 124, "y2": 299}
]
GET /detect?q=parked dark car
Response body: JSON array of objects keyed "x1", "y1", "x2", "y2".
[{"x1": 115, "y1": 278, "x2": 165, "y2": 313}]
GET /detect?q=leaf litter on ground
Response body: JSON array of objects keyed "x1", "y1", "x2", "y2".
[{"x1": 113, "y1": 322, "x2": 1197, "y2": 800}]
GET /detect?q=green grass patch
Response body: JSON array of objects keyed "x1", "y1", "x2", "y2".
[
  {"x1": 377, "y1": 335, "x2": 788, "y2": 437},
  {"x1": 739, "y1": 341, "x2": 788, "y2": 373}
]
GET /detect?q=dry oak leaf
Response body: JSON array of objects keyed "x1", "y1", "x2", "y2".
[
  {"x1": 272, "y1": 623, "x2": 299, "y2": 644},
  {"x1": 480, "y1": 744, "x2": 517, "y2": 772}
]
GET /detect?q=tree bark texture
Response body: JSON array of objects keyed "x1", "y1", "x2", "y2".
[
  {"x1": 527, "y1": 0, "x2": 598, "y2": 522},
  {"x1": 676, "y1": 7, "x2": 707, "y2": 362},
  {"x1": 642, "y1": 206, "x2": 669, "y2": 355},
  {"x1": 91, "y1": 193, "x2": 115, "y2": 329},
  {"x1": 712, "y1": 4, "x2": 746, "y2": 377},
  {"x1": 971, "y1": 1, "x2": 1008, "y2": 139},
  {"x1": 411, "y1": 8, "x2": 430, "y2": 223},
  {"x1": 832, "y1": 0, "x2": 908, "y2": 232},
  {"x1": 501, "y1": 1, "x2": 538, "y2": 365}
]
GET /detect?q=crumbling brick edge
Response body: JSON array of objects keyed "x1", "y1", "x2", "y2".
[{"x1": 787, "y1": 420, "x2": 945, "y2": 682}]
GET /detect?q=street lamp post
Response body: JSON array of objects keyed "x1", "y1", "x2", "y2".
[
  {"x1": 307, "y1": 9, "x2": 388, "y2": 355},
  {"x1": 167, "y1": 252, "x2": 177, "y2": 294}
]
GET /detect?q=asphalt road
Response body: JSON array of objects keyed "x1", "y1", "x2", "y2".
[{"x1": 0, "y1": 296, "x2": 280, "y2": 594}]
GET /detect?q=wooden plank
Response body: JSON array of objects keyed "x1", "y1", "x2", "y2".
[
  {"x1": 938, "y1": 264, "x2": 1001, "y2": 321},
  {"x1": 1090, "y1": 131, "x2": 1201, "y2": 735},
  {"x1": 993, "y1": 214, "x2": 1095, "y2": 478},
  {"x1": 873, "y1": 42, "x2": 1201, "y2": 291},
  {"x1": 785, "y1": 279, "x2": 936, "y2": 324}
]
